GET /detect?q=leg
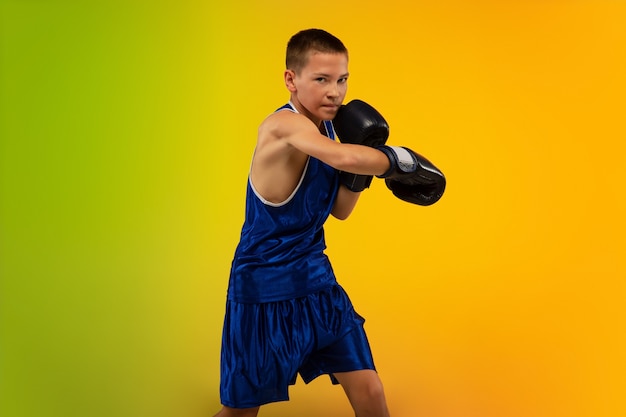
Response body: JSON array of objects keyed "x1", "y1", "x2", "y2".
[
  {"x1": 334, "y1": 370, "x2": 390, "y2": 417},
  {"x1": 212, "y1": 406, "x2": 260, "y2": 417}
]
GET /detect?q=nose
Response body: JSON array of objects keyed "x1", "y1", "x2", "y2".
[{"x1": 327, "y1": 82, "x2": 340, "y2": 98}]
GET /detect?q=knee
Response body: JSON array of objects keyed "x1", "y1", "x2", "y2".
[
  {"x1": 348, "y1": 375, "x2": 387, "y2": 404},
  {"x1": 363, "y1": 377, "x2": 386, "y2": 402},
  {"x1": 351, "y1": 378, "x2": 389, "y2": 417},
  {"x1": 336, "y1": 370, "x2": 389, "y2": 414}
]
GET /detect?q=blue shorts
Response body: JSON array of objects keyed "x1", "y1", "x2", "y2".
[{"x1": 219, "y1": 284, "x2": 376, "y2": 408}]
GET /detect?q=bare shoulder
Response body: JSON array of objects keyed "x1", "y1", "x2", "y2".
[
  {"x1": 258, "y1": 110, "x2": 317, "y2": 145},
  {"x1": 255, "y1": 110, "x2": 307, "y2": 161},
  {"x1": 250, "y1": 111, "x2": 313, "y2": 204},
  {"x1": 259, "y1": 110, "x2": 341, "y2": 165},
  {"x1": 255, "y1": 109, "x2": 322, "y2": 164}
]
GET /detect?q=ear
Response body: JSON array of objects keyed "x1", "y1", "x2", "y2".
[{"x1": 284, "y1": 69, "x2": 297, "y2": 92}]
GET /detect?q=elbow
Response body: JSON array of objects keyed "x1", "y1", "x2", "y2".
[
  {"x1": 331, "y1": 210, "x2": 351, "y2": 221},
  {"x1": 331, "y1": 201, "x2": 353, "y2": 220},
  {"x1": 331, "y1": 185, "x2": 360, "y2": 220}
]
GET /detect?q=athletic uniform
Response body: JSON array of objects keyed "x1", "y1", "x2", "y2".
[{"x1": 219, "y1": 103, "x2": 376, "y2": 408}]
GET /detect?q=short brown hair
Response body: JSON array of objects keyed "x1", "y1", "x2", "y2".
[{"x1": 286, "y1": 29, "x2": 348, "y2": 73}]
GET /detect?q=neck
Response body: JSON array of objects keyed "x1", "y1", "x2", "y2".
[{"x1": 289, "y1": 99, "x2": 322, "y2": 128}]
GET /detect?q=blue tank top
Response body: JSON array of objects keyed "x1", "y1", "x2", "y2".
[{"x1": 227, "y1": 103, "x2": 340, "y2": 303}]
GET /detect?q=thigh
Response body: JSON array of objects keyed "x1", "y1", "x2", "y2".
[{"x1": 333, "y1": 369, "x2": 383, "y2": 391}]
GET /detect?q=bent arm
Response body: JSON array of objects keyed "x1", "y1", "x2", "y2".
[{"x1": 271, "y1": 111, "x2": 391, "y2": 176}]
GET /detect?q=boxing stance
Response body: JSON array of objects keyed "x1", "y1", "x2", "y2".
[{"x1": 215, "y1": 28, "x2": 444, "y2": 417}]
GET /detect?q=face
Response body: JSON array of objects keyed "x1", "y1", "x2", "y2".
[{"x1": 285, "y1": 51, "x2": 349, "y2": 124}]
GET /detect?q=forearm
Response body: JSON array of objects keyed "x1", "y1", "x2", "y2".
[
  {"x1": 331, "y1": 184, "x2": 361, "y2": 220},
  {"x1": 333, "y1": 144, "x2": 390, "y2": 176}
]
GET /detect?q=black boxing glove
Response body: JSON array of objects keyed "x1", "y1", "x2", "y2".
[
  {"x1": 376, "y1": 145, "x2": 446, "y2": 206},
  {"x1": 332, "y1": 99, "x2": 389, "y2": 192}
]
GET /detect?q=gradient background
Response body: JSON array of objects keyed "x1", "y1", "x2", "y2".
[{"x1": 1, "y1": 1, "x2": 625, "y2": 416}]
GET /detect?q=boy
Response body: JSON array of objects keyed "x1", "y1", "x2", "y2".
[{"x1": 214, "y1": 28, "x2": 444, "y2": 417}]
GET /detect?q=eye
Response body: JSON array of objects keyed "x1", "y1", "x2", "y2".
[
  {"x1": 338, "y1": 77, "x2": 348, "y2": 84},
  {"x1": 315, "y1": 77, "x2": 326, "y2": 83}
]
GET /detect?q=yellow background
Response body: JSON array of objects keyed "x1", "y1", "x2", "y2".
[{"x1": 1, "y1": 1, "x2": 624, "y2": 416}]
